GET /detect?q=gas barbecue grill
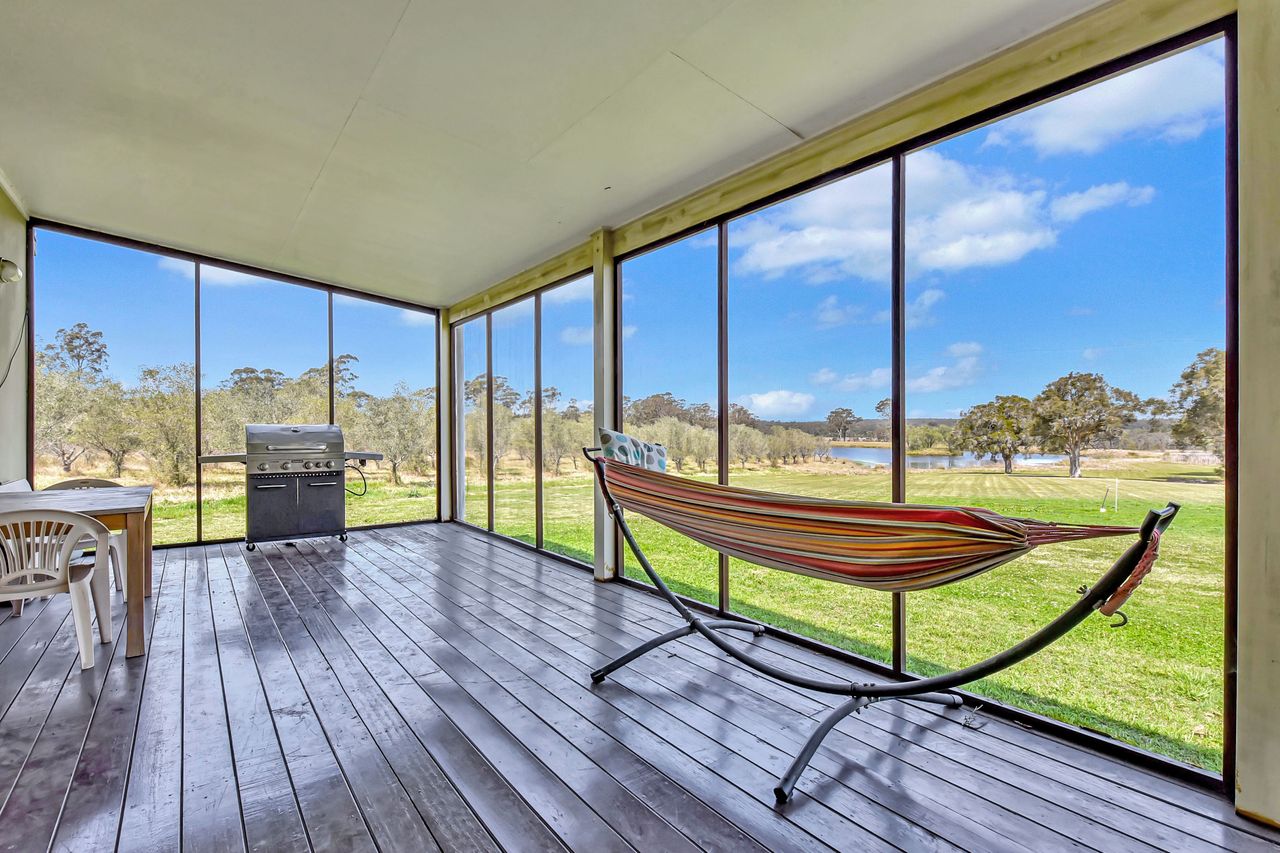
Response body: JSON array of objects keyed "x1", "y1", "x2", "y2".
[{"x1": 200, "y1": 424, "x2": 383, "y2": 549}]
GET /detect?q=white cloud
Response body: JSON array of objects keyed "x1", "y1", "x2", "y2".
[
  {"x1": 1050, "y1": 182, "x2": 1155, "y2": 223},
  {"x1": 559, "y1": 325, "x2": 593, "y2": 346},
  {"x1": 1082, "y1": 346, "x2": 1105, "y2": 360},
  {"x1": 984, "y1": 43, "x2": 1224, "y2": 156},
  {"x1": 545, "y1": 275, "x2": 592, "y2": 304},
  {"x1": 738, "y1": 389, "x2": 816, "y2": 418},
  {"x1": 946, "y1": 341, "x2": 983, "y2": 358},
  {"x1": 399, "y1": 310, "x2": 435, "y2": 327},
  {"x1": 730, "y1": 149, "x2": 1142, "y2": 284},
  {"x1": 158, "y1": 257, "x2": 262, "y2": 285},
  {"x1": 558, "y1": 323, "x2": 632, "y2": 345},
  {"x1": 873, "y1": 288, "x2": 945, "y2": 329},
  {"x1": 908, "y1": 342, "x2": 983, "y2": 393},
  {"x1": 814, "y1": 294, "x2": 863, "y2": 329},
  {"x1": 835, "y1": 367, "x2": 892, "y2": 393},
  {"x1": 809, "y1": 367, "x2": 838, "y2": 385}
]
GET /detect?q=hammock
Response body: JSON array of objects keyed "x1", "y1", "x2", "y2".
[
  {"x1": 600, "y1": 458, "x2": 1152, "y2": 606},
  {"x1": 584, "y1": 439, "x2": 1178, "y2": 803}
]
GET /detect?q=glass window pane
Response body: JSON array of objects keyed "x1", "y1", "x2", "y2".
[
  {"x1": 491, "y1": 299, "x2": 535, "y2": 544},
  {"x1": 199, "y1": 267, "x2": 328, "y2": 540},
  {"x1": 726, "y1": 162, "x2": 895, "y2": 663},
  {"x1": 32, "y1": 230, "x2": 196, "y2": 544},
  {"x1": 619, "y1": 229, "x2": 719, "y2": 606},
  {"x1": 456, "y1": 318, "x2": 489, "y2": 528},
  {"x1": 903, "y1": 41, "x2": 1226, "y2": 769},
  {"x1": 333, "y1": 296, "x2": 437, "y2": 526},
  {"x1": 539, "y1": 275, "x2": 595, "y2": 564}
]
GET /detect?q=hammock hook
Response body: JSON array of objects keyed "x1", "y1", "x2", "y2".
[{"x1": 1109, "y1": 610, "x2": 1129, "y2": 628}]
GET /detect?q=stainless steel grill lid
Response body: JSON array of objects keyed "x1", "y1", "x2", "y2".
[{"x1": 245, "y1": 424, "x2": 344, "y2": 459}]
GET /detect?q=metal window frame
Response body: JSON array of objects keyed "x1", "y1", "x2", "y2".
[{"x1": 24, "y1": 218, "x2": 444, "y2": 545}]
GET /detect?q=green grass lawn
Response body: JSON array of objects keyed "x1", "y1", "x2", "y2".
[{"x1": 150, "y1": 457, "x2": 1226, "y2": 771}]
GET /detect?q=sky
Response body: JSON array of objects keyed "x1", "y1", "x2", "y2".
[{"x1": 35, "y1": 40, "x2": 1225, "y2": 422}]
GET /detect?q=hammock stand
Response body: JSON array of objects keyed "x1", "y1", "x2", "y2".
[{"x1": 584, "y1": 447, "x2": 1179, "y2": 803}]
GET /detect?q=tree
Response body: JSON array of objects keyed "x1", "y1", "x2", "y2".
[
  {"x1": 78, "y1": 379, "x2": 142, "y2": 477},
  {"x1": 1167, "y1": 347, "x2": 1226, "y2": 459},
  {"x1": 627, "y1": 392, "x2": 687, "y2": 425},
  {"x1": 825, "y1": 407, "x2": 856, "y2": 441},
  {"x1": 729, "y1": 424, "x2": 766, "y2": 468},
  {"x1": 1033, "y1": 372, "x2": 1144, "y2": 478},
  {"x1": 35, "y1": 362, "x2": 90, "y2": 472},
  {"x1": 364, "y1": 383, "x2": 435, "y2": 485},
  {"x1": 953, "y1": 395, "x2": 1034, "y2": 474},
  {"x1": 43, "y1": 323, "x2": 107, "y2": 376},
  {"x1": 134, "y1": 363, "x2": 197, "y2": 486},
  {"x1": 875, "y1": 398, "x2": 891, "y2": 419}
]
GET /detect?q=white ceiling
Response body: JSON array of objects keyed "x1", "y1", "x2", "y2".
[{"x1": 0, "y1": 0, "x2": 1105, "y2": 307}]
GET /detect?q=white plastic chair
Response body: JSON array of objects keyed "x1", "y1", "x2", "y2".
[
  {"x1": 0, "y1": 510, "x2": 112, "y2": 669},
  {"x1": 44, "y1": 479, "x2": 128, "y2": 599}
]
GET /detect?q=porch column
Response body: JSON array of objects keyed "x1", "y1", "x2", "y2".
[
  {"x1": 437, "y1": 307, "x2": 455, "y2": 521},
  {"x1": 1236, "y1": 0, "x2": 1280, "y2": 826},
  {"x1": 592, "y1": 227, "x2": 617, "y2": 581}
]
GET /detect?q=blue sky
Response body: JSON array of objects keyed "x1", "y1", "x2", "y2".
[{"x1": 36, "y1": 40, "x2": 1224, "y2": 421}]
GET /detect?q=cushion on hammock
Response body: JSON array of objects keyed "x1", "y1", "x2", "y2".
[{"x1": 599, "y1": 427, "x2": 667, "y2": 472}]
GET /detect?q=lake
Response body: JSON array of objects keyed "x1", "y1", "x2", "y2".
[{"x1": 829, "y1": 446, "x2": 1067, "y2": 469}]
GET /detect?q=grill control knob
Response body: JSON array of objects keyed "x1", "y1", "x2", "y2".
[
  {"x1": 280, "y1": 462, "x2": 291, "y2": 471},
  {"x1": 257, "y1": 463, "x2": 268, "y2": 471},
  {"x1": 304, "y1": 461, "x2": 313, "y2": 469},
  {"x1": 325, "y1": 460, "x2": 334, "y2": 468}
]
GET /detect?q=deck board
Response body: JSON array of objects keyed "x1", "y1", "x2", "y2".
[{"x1": 0, "y1": 521, "x2": 1274, "y2": 852}]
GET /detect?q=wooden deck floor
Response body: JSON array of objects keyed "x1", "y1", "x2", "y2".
[{"x1": 0, "y1": 522, "x2": 1274, "y2": 852}]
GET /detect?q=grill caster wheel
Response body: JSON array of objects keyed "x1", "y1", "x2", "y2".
[
  {"x1": 338, "y1": 533, "x2": 348, "y2": 542},
  {"x1": 246, "y1": 543, "x2": 257, "y2": 551}
]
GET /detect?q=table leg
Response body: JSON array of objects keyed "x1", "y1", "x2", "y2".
[
  {"x1": 126, "y1": 511, "x2": 146, "y2": 657},
  {"x1": 144, "y1": 507, "x2": 153, "y2": 598}
]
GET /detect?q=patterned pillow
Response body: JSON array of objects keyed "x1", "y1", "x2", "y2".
[{"x1": 599, "y1": 427, "x2": 667, "y2": 472}]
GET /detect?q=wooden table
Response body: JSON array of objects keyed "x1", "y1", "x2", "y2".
[{"x1": 0, "y1": 486, "x2": 153, "y2": 657}]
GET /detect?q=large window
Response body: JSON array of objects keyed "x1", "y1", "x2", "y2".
[
  {"x1": 491, "y1": 299, "x2": 536, "y2": 544},
  {"x1": 452, "y1": 274, "x2": 596, "y2": 564},
  {"x1": 333, "y1": 295, "x2": 438, "y2": 526},
  {"x1": 902, "y1": 39, "x2": 1227, "y2": 770},
  {"x1": 32, "y1": 231, "x2": 196, "y2": 544},
  {"x1": 200, "y1": 268, "x2": 329, "y2": 540},
  {"x1": 455, "y1": 317, "x2": 489, "y2": 528},
  {"x1": 539, "y1": 275, "x2": 595, "y2": 563},
  {"x1": 618, "y1": 230, "x2": 721, "y2": 606},
  {"x1": 726, "y1": 162, "x2": 896, "y2": 663},
  {"x1": 31, "y1": 228, "x2": 440, "y2": 544}
]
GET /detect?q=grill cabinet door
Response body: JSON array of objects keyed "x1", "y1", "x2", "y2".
[
  {"x1": 295, "y1": 471, "x2": 345, "y2": 536},
  {"x1": 247, "y1": 476, "x2": 299, "y2": 542}
]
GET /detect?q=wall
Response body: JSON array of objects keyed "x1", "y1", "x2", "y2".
[
  {"x1": 1234, "y1": 0, "x2": 1279, "y2": 827},
  {"x1": 0, "y1": 184, "x2": 25, "y2": 483}
]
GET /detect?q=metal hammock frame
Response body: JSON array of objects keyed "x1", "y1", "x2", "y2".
[{"x1": 583, "y1": 447, "x2": 1180, "y2": 803}]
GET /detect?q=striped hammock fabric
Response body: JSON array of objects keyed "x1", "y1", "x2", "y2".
[{"x1": 601, "y1": 459, "x2": 1148, "y2": 593}]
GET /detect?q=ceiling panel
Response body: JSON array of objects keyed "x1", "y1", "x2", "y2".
[
  {"x1": 674, "y1": 0, "x2": 1110, "y2": 139},
  {"x1": 362, "y1": 0, "x2": 732, "y2": 161},
  {"x1": 0, "y1": 0, "x2": 1105, "y2": 306}
]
